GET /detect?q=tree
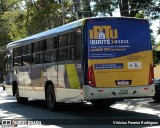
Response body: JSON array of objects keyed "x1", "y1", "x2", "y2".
[
  {"x1": 0, "y1": 0, "x2": 24, "y2": 45},
  {"x1": 81, "y1": 0, "x2": 92, "y2": 17},
  {"x1": 25, "y1": 0, "x2": 61, "y2": 35},
  {"x1": 92, "y1": 0, "x2": 118, "y2": 16},
  {"x1": 151, "y1": 34, "x2": 156, "y2": 45},
  {"x1": 25, "y1": 0, "x2": 76, "y2": 35},
  {"x1": 153, "y1": 50, "x2": 160, "y2": 65},
  {"x1": 72, "y1": 0, "x2": 92, "y2": 19},
  {"x1": 135, "y1": 10, "x2": 144, "y2": 18},
  {"x1": 118, "y1": 0, "x2": 151, "y2": 17}
]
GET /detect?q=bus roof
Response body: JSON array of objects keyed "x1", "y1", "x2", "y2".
[
  {"x1": 6, "y1": 18, "x2": 85, "y2": 49},
  {"x1": 6, "y1": 17, "x2": 148, "y2": 49}
]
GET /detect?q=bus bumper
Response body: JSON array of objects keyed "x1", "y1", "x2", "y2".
[{"x1": 83, "y1": 84, "x2": 155, "y2": 100}]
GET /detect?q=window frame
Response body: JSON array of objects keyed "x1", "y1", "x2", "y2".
[
  {"x1": 12, "y1": 27, "x2": 82, "y2": 66},
  {"x1": 13, "y1": 46, "x2": 22, "y2": 67},
  {"x1": 57, "y1": 27, "x2": 82, "y2": 63},
  {"x1": 22, "y1": 44, "x2": 32, "y2": 66}
]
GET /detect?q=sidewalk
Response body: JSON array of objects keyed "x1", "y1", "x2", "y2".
[{"x1": 0, "y1": 86, "x2": 7, "y2": 97}]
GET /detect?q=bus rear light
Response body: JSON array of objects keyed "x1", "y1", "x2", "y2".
[
  {"x1": 98, "y1": 90, "x2": 104, "y2": 92},
  {"x1": 140, "y1": 88, "x2": 148, "y2": 91},
  {"x1": 148, "y1": 64, "x2": 154, "y2": 85},
  {"x1": 87, "y1": 65, "x2": 96, "y2": 87},
  {"x1": 143, "y1": 88, "x2": 148, "y2": 90}
]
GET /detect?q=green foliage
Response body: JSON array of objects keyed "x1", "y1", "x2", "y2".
[
  {"x1": 0, "y1": 17, "x2": 11, "y2": 46},
  {"x1": 118, "y1": 0, "x2": 152, "y2": 17},
  {"x1": 2, "y1": 11, "x2": 27, "y2": 41},
  {"x1": 25, "y1": 0, "x2": 73, "y2": 35},
  {"x1": 151, "y1": 34, "x2": 156, "y2": 45},
  {"x1": 158, "y1": 41, "x2": 160, "y2": 45},
  {"x1": 153, "y1": 50, "x2": 160, "y2": 65},
  {"x1": 135, "y1": 11, "x2": 144, "y2": 18},
  {"x1": 80, "y1": 0, "x2": 92, "y2": 17},
  {"x1": 92, "y1": 0, "x2": 118, "y2": 16}
]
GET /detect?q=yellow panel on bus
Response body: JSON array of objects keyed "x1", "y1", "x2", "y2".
[{"x1": 88, "y1": 51, "x2": 153, "y2": 88}]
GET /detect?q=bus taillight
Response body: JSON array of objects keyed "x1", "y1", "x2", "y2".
[
  {"x1": 87, "y1": 65, "x2": 96, "y2": 87},
  {"x1": 148, "y1": 64, "x2": 154, "y2": 85}
]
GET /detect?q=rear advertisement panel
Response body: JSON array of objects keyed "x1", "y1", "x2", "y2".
[{"x1": 87, "y1": 18, "x2": 152, "y2": 87}]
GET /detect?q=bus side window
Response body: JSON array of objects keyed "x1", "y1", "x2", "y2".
[
  {"x1": 44, "y1": 39, "x2": 51, "y2": 63},
  {"x1": 67, "y1": 32, "x2": 74, "y2": 61},
  {"x1": 32, "y1": 41, "x2": 43, "y2": 64},
  {"x1": 22, "y1": 44, "x2": 31, "y2": 66},
  {"x1": 43, "y1": 37, "x2": 57, "y2": 63},
  {"x1": 75, "y1": 28, "x2": 81, "y2": 60},
  {"x1": 51, "y1": 37, "x2": 57, "y2": 63},
  {"x1": 13, "y1": 47, "x2": 22, "y2": 67},
  {"x1": 59, "y1": 34, "x2": 67, "y2": 62}
]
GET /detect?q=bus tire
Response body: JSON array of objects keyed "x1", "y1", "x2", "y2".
[
  {"x1": 46, "y1": 85, "x2": 57, "y2": 111},
  {"x1": 16, "y1": 86, "x2": 28, "y2": 104}
]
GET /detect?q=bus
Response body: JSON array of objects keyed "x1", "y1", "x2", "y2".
[{"x1": 4, "y1": 17, "x2": 155, "y2": 111}]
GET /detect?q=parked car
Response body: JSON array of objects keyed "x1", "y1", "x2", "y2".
[{"x1": 153, "y1": 78, "x2": 160, "y2": 102}]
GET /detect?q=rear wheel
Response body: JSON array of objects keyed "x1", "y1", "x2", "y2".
[
  {"x1": 16, "y1": 86, "x2": 28, "y2": 104},
  {"x1": 46, "y1": 85, "x2": 57, "y2": 111}
]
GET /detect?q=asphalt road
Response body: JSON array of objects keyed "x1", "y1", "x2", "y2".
[{"x1": 0, "y1": 87, "x2": 160, "y2": 128}]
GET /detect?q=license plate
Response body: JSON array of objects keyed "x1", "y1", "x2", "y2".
[
  {"x1": 117, "y1": 81, "x2": 129, "y2": 85},
  {"x1": 115, "y1": 80, "x2": 131, "y2": 86}
]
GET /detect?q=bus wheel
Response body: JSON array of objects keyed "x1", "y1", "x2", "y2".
[
  {"x1": 91, "y1": 100, "x2": 113, "y2": 108},
  {"x1": 46, "y1": 85, "x2": 57, "y2": 111},
  {"x1": 16, "y1": 86, "x2": 28, "y2": 104}
]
